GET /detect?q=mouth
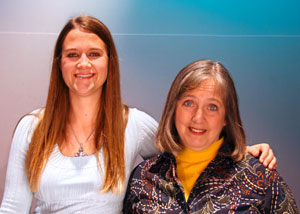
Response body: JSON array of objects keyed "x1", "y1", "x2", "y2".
[
  {"x1": 74, "y1": 73, "x2": 95, "y2": 79},
  {"x1": 189, "y1": 127, "x2": 206, "y2": 135}
]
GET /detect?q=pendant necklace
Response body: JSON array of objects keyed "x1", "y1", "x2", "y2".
[{"x1": 70, "y1": 124, "x2": 95, "y2": 157}]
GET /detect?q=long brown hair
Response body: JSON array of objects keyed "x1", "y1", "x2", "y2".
[
  {"x1": 156, "y1": 59, "x2": 246, "y2": 161},
  {"x1": 26, "y1": 16, "x2": 127, "y2": 193}
]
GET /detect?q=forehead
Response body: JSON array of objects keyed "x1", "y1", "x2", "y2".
[
  {"x1": 63, "y1": 29, "x2": 105, "y2": 49},
  {"x1": 197, "y1": 78, "x2": 219, "y2": 91},
  {"x1": 183, "y1": 78, "x2": 223, "y2": 98}
]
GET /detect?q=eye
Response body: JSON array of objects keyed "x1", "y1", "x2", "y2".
[
  {"x1": 67, "y1": 53, "x2": 79, "y2": 58},
  {"x1": 208, "y1": 104, "x2": 218, "y2": 111},
  {"x1": 89, "y1": 52, "x2": 101, "y2": 57},
  {"x1": 183, "y1": 100, "x2": 194, "y2": 107}
]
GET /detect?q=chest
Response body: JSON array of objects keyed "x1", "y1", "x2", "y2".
[
  {"x1": 36, "y1": 152, "x2": 103, "y2": 201},
  {"x1": 138, "y1": 167, "x2": 268, "y2": 213}
]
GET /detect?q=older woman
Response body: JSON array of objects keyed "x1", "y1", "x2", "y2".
[{"x1": 123, "y1": 60, "x2": 298, "y2": 213}]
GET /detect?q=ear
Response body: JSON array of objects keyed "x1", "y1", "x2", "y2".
[{"x1": 223, "y1": 119, "x2": 227, "y2": 126}]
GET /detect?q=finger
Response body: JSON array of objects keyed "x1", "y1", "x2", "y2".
[
  {"x1": 247, "y1": 145, "x2": 260, "y2": 157},
  {"x1": 262, "y1": 149, "x2": 274, "y2": 167},
  {"x1": 267, "y1": 157, "x2": 277, "y2": 170},
  {"x1": 258, "y1": 144, "x2": 270, "y2": 163}
]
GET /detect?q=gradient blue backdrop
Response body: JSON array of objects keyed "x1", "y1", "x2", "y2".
[{"x1": 0, "y1": 0, "x2": 299, "y2": 206}]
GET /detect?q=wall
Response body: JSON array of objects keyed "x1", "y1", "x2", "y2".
[{"x1": 1, "y1": 0, "x2": 299, "y2": 205}]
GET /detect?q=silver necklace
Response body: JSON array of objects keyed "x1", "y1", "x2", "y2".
[{"x1": 70, "y1": 124, "x2": 95, "y2": 157}]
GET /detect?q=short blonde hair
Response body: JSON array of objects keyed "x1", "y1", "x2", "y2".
[{"x1": 155, "y1": 59, "x2": 246, "y2": 161}]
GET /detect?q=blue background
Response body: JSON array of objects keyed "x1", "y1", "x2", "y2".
[{"x1": 0, "y1": 0, "x2": 299, "y2": 205}]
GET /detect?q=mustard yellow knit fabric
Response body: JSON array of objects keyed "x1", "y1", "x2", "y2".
[{"x1": 176, "y1": 138, "x2": 223, "y2": 201}]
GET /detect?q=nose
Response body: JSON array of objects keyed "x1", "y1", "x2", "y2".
[
  {"x1": 192, "y1": 107, "x2": 204, "y2": 123},
  {"x1": 77, "y1": 54, "x2": 91, "y2": 69}
]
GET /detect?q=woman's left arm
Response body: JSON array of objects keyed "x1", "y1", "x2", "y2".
[
  {"x1": 247, "y1": 143, "x2": 277, "y2": 170},
  {"x1": 266, "y1": 171, "x2": 299, "y2": 213},
  {"x1": 134, "y1": 109, "x2": 160, "y2": 159}
]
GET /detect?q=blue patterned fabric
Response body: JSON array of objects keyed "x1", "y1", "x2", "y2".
[{"x1": 123, "y1": 146, "x2": 298, "y2": 213}]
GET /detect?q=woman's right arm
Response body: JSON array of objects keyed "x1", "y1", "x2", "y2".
[{"x1": 0, "y1": 114, "x2": 38, "y2": 213}]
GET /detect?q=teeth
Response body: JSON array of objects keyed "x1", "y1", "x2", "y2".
[
  {"x1": 76, "y1": 74, "x2": 93, "y2": 78},
  {"x1": 190, "y1": 128, "x2": 205, "y2": 133}
]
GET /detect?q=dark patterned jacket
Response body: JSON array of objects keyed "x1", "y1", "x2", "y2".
[{"x1": 123, "y1": 149, "x2": 298, "y2": 213}]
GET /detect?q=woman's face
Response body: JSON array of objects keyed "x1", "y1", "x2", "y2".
[
  {"x1": 175, "y1": 78, "x2": 226, "y2": 151},
  {"x1": 60, "y1": 29, "x2": 108, "y2": 98}
]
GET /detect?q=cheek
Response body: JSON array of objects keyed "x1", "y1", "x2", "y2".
[
  {"x1": 215, "y1": 114, "x2": 226, "y2": 130},
  {"x1": 175, "y1": 108, "x2": 189, "y2": 131},
  {"x1": 95, "y1": 59, "x2": 109, "y2": 75},
  {"x1": 60, "y1": 61, "x2": 69, "y2": 76},
  {"x1": 100, "y1": 55, "x2": 109, "y2": 67},
  {"x1": 60, "y1": 62, "x2": 72, "y2": 85},
  {"x1": 61, "y1": 66, "x2": 68, "y2": 81}
]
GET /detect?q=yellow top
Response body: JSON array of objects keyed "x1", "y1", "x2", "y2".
[{"x1": 175, "y1": 138, "x2": 224, "y2": 201}]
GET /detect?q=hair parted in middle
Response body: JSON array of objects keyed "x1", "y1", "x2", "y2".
[
  {"x1": 155, "y1": 59, "x2": 246, "y2": 161},
  {"x1": 26, "y1": 15, "x2": 127, "y2": 193}
]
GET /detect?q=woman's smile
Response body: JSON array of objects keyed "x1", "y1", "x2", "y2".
[
  {"x1": 74, "y1": 73, "x2": 96, "y2": 79},
  {"x1": 61, "y1": 28, "x2": 108, "y2": 98},
  {"x1": 175, "y1": 78, "x2": 226, "y2": 151},
  {"x1": 189, "y1": 127, "x2": 206, "y2": 135}
]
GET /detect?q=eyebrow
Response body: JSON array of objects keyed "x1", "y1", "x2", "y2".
[
  {"x1": 206, "y1": 97, "x2": 223, "y2": 104},
  {"x1": 62, "y1": 47, "x2": 104, "y2": 52},
  {"x1": 181, "y1": 94, "x2": 223, "y2": 104},
  {"x1": 181, "y1": 94, "x2": 196, "y2": 99}
]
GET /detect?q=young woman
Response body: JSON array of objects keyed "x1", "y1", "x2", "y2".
[
  {"x1": 1, "y1": 17, "x2": 277, "y2": 213},
  {"x1": 123, "y1": 60, "x2": 298, "y2": 213}
]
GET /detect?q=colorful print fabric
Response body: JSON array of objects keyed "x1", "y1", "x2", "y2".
[{"x1": 123, "y1": 149, "x2": 298, "y2": 213}]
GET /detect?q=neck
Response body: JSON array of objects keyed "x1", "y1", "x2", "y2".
[
  {"x1": 69, "y1": 93, "x2": 100, "y2": 128},
  {"x1": 59, "y1": 93, "x2": 100, "y2": 156}
]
